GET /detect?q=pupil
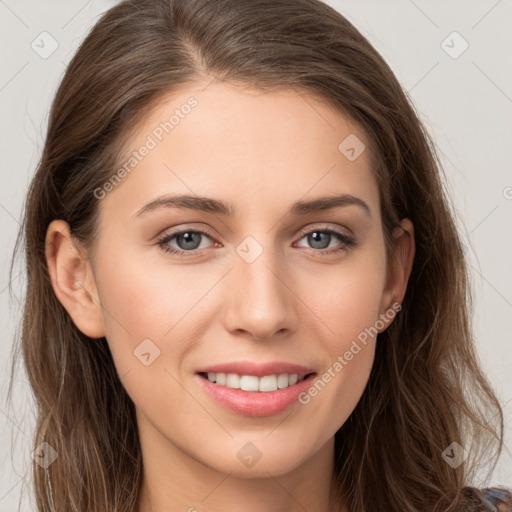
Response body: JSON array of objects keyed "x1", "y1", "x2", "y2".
[
  {"x1": 309, "y1": 231, "x2": 330, "y2": 249},
  {"x1": 178, "y1": 232, "x2": 201, "y2": 250}
]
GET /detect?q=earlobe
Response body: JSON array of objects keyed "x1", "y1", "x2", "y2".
[
  {"x1": 378, "y1": 218, "x2": 415, "y2": 330},
  {"x1": 45, "y1": 219, "x2": 106, "y2": 339}
]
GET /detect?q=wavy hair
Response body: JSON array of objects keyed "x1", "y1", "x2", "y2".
[{"x1": 8, "y1": 0, "x2": 508, "y2": 510}]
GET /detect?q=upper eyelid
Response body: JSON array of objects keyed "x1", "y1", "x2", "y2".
[
  {"x1": 296, "y1": 224, "x2": 353, "y2": 238},
  {"x1": 159, "y1": 223, "x2": 351, "y2": 237}
]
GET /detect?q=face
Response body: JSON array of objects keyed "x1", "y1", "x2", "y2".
[{"x1": 49, "y1": 80, "x2": 413, "y2": 480}]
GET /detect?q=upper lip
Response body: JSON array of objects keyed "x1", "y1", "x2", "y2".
[{"x1": 196, "y1": 360, "x2": 316, "y2": 378}]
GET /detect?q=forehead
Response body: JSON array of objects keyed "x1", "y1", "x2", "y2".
[{"x1": 103, "y1": 81, "x2": 379, "y2": 219}]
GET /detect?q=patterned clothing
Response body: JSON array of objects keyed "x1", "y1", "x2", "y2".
[{"x1": 481, "y1": 487, "x2": 512, "y2": 511}]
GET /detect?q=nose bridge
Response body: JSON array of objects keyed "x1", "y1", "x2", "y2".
[{"x1": 225, "y1": 234, "x2": 297, "y2": 339}]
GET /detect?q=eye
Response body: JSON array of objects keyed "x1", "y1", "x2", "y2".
[
  {"x1": 157, "y1": 225, "x2": 356, "y2": 258},
  {"x1": 295, "y1": 227, "x2": 355, "y2": 254},
  {"x1": 157, "y1": 229, "x2": 218, "y2": 257}
]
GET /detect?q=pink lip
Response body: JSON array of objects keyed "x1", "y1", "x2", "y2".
[
  {"x1": 196, "y1": 373, "x2": 316, "y2": 417},
  {"x1": 195, "y1": 360, "x2": 317, "y2": 417},
  {"x1": 195, "y1": 360, "x2": 315, "y2": 378}
]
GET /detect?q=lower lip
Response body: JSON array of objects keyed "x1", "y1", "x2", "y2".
[{"x1": 196, "y1": 373, "x2": 316, "y2": 417}]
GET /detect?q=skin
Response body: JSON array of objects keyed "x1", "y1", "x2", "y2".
[{"x1": 45, "y1": 80, "x2": 415, "y2": 512}]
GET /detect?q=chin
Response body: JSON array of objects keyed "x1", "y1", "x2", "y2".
[{"x1": 198, "y1": 440, "x2": 312, "y2": 478}]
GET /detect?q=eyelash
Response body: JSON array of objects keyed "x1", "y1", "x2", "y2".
[{"x1": 156, "y1": 226, "x2": 356, "y2": 258}]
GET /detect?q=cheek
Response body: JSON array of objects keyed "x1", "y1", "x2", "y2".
[
  {"x1": 296, "y1": 245, "x2": 386, "y2": 420},
  {"x1": 302, "y1": 343, "x2": 375, "y2": 439},
  {"x1": 300, "y1": 244, "x2": 387, "y2": 348},
  {"x1": 94, "y1": 247, "x2": 219, "y2": 342},
  {"x1": 297, "y1": 268, "x2": 384, "y2": 432},
  {"x1": 93, "y1": 253, "x2": 210, "y2": 418}
]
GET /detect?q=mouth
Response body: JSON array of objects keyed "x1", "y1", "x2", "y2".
[
  {"x1": 196, "y1": 371, "x2": 317, "y2": 417},
  {"x1": 195, "y1": 363, "x2": 318, "y2": 417},
  {"x1": 197, "y1": 371, "x2": 317, "y2": 392}
]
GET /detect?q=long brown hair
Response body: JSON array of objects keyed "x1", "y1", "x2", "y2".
[{"x1": 8, "y1": 0, "x2": 508, "y2": 510}]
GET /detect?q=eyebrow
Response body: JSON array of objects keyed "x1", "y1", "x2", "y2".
[{"x1": 133, "y1": 193, "x2": 372, "y2": 219}]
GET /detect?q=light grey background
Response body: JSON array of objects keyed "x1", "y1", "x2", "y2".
[{"x1": 1, "y1": 1, "x2": 511, "y2": 510}]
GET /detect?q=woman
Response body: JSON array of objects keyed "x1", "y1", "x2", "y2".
[{"x1": 8, "y1": 0, "x2": 511, "y2": 510}]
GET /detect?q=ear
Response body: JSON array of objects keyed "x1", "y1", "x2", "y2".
[
  {"x1": 45, "y1": 219, "x2": 106, "y2": 338},
  {"x1": 378, "y1": 218, "x2": 415, "y2": 331}
]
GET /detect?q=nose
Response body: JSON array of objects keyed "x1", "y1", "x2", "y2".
[{"x1": 222, "y1": 244, "x2": 298, "y2": 341}]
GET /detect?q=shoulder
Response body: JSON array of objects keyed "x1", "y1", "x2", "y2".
[{"x1": 479, "y1": 487, "x2": 512, "y2": 511}]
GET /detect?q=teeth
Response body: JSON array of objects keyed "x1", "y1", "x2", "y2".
[
  {"x1": 240, "y1": 375, "x2": 259, "y2": 391},
  {"x1": 276, "y1": 374, "x2": 288, "y2": 388},
  {"x1": 204, "y1": 372, "x2": 306, "y2": 391},
  {"x1": 259, "y1": 375, "x2": 277, "y2": 392},
  {"x1": 226, "y1": 373, "x2": 240, "y2": 388}
]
